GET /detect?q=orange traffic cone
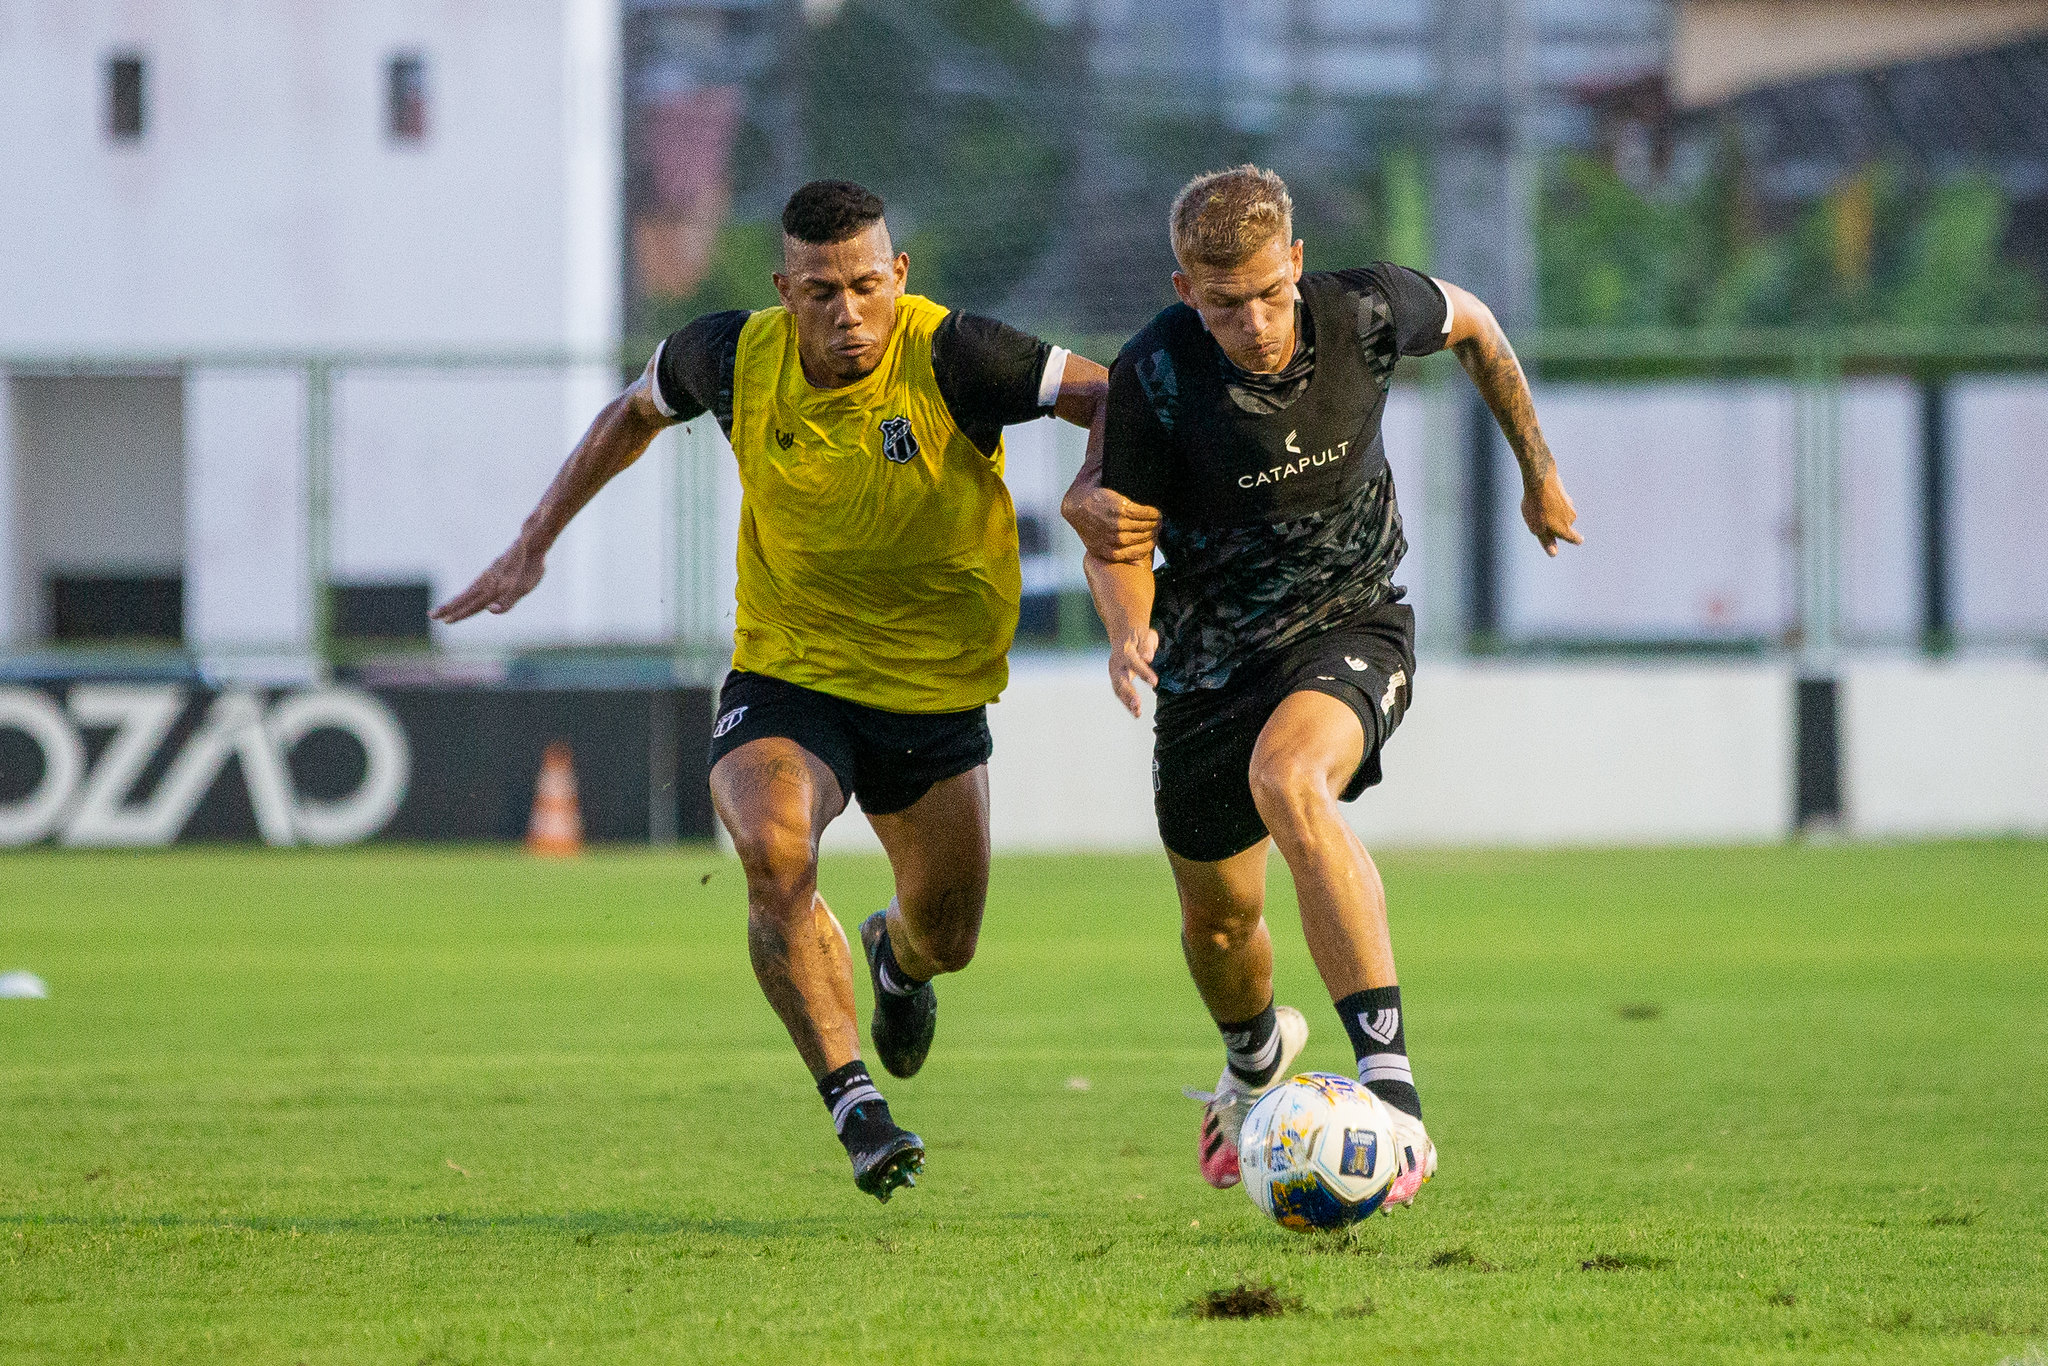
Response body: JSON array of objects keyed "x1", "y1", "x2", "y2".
[{"x1": 527, "y1": 741, "x2": 584, "y2": 857}]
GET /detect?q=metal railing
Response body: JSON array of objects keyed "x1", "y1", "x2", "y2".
[
  {"x1": 1418, "y1": 327, "x2": 2048, "y2": 661},
  {"x1": 5, "y1": 326, "x2": 2046, "y2": 678},
  {"x1": 5, "y1": 347, "x2": 634, "y2": 678}
]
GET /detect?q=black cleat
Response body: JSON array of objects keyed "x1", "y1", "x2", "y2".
[
  {"x1": 849, "y1": 1123, "x2": 925, "y2": 1203},
  {"x1": 860, "y1": 910, "x2": 937, "y2": 1079}
]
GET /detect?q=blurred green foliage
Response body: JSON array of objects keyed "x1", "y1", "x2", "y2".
[
  {"x1": 1540, "y1": 151, "x2": 2045, "y2": 329},
  {"x1": 639, "y1": 1, "x2": 1439, "y2": 342},
  {"x1": 1380, "y1": 146, "x2": 1432, "y2": 274},
  {"x1": 637, "y1": 6, "x2": 2048, "y2": 344},
  {"x1": 640, "y1": 221, "x2": 782, "y2": 342},
  {"x1": 799, "y1": 0, "x2": 1075, "y2": 312},
  {"x1": 642, "y1": 0, "x2": 1073, "y2": 333}
]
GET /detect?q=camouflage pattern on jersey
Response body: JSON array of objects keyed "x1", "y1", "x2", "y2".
[
  {"x1": 1136, "y1": 279, "x2": 1414, "y2": 696},
  {"x1": 1152, "y1": 473, "x2": 1407, "y2": 694},
  {"x1": 1347, "y1": 285, "x2": 1408, "y2": 396}
]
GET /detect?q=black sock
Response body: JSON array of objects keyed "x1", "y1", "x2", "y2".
[
  {"x1": 1219, "y1": 999, "x2": 1283, "y2": 1088},
  {"x1": 871, "y1": 919, "x2": 928, "y2": 997},
  {"x1": 1336, "y1": 986, "x2": 1422, "y2": 1119},
  {"x1": 817, "y1": 1060, "x2": 894, "y2": 1148}
]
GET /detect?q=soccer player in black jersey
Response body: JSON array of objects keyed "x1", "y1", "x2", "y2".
[{"x1": 1072, "y1": 165, "x2": 1582, "y2": 1206}]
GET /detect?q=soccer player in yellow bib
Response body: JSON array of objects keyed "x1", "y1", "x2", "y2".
[{"x1": 434, "y1": 181, "x2": 1113, "y2": 1201}]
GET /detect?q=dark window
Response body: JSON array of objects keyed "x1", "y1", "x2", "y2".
[
  {"x1": 106, "y1": 54, "x2": 145, "y2": 140},
  {"x1": 49, "y1": 574, "x2": 182, "y2": 642},
  {"x1": 332, "y1": 581, "x2": 431, "y2": 643},
  {"x1": 387, "y1": 53, "x2": 427, "y2": 141}
]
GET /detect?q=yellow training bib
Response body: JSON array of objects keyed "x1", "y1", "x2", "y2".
[{"x1": 726, "y1": 295, "x2": 1022, "y2": 713}]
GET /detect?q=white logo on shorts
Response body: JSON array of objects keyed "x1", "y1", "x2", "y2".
[
  {"x1": 1380, "y1": 670, "x2": 1406, "y2": 716},
  {"x1": 712, "y1": 705, "x2": 748, "y2": 739},
  {"x1": 1345, "y1": 656, "x2": 1368, "y2": 672}
]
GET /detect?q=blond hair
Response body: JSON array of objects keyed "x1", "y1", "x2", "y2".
[{"x1": 1169, "y1": 165, "x2": 1295, "y2": 270}]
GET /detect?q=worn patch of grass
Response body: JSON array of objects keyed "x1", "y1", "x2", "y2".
[
  {"x1": 1186, "y1": 1279, "x2": 1302, "y2": 1319},
  {"x1": 1427, "y1": 1244, "x2": 1498, "y2": 1271},
  {"x1": 1580, "y1": 1252, "x2": 1673, "y2": 1272}
]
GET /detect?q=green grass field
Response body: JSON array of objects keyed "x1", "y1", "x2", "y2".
[{"x1": 3, "y1": 841, "x2": 2045, "y2": 1364}]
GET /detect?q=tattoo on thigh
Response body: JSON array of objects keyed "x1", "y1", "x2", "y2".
[{"x1": 731, "y1": 754, "x2": 809, "y2": 803}]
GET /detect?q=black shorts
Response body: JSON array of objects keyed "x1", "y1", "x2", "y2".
[
  {"x1": 707, "y1": 670, "x2": 993, "y2": 816},
  {"x1": 1152, "y1": 603, "x2": 1415, "y2": 863}
]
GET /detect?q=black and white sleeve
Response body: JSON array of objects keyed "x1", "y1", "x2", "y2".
[
  {"x1": 1331, "y1": 264, "x2": 1453, "y2": 358},
  {"x1": 650, "y1": 309, "x2": 750, "y2": 432},
  {"x1": 1378, "y1": 263, "x2": 1452, "y2": 356},
  {"x1": 930, "y1": 312, "x2": 1069, "y2": 455}
]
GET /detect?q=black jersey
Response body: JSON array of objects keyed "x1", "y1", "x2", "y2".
[
  {"x1": 1101, "y1": 264, "x2": 1450, "y2": 693},
  {"x1": 651, "y1": 308, "x2": 1062, "y2": 456}
]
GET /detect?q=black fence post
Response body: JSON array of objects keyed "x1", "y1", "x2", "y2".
[
  {"x1": 1794, "y1": 676, "x2": 1842, "y2": 832},
  {"x1": 1918, "y1": 376, "x2": 1952, "y2": 654},
  {"x1": 1465, "y1": 391, "x2": 1500, "y2": 650}
]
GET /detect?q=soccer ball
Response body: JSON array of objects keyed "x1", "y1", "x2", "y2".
[{"x1": 1238, "y1": 1072, "x2": 1400, "y2": 1231}]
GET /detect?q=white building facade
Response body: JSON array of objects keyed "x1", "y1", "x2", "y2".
[{"x1": 0, "y1": 0, "x2": 652, "y2": 665}]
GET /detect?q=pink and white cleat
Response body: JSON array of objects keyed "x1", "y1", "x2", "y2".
[
  {"x1": 1381, "y1": 1106, "x2": 1437, "y2": 1208},
  {"x1": 1183, "y1": 1006, "x2": 1310, "y2": 1189}
]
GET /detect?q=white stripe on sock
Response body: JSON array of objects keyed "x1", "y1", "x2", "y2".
[
  {"x1": 831, "y1": 1083, "x2": 883, "y2": 1131},
  {"x1": 1359, "y1": 1007, "x2": 1400, "y2": 1045},
  {"x1": 1228, "y1": 1028, "x2": 1281, "y2": 1076},
  {"x1": 1359, "y1": 1053, "x2": 1414, "y2": 1086},
  {"x1": 876, "y1": 957, "x2": 922, "y2": 997},
  {"x1": 873, "y1": 899, "x2": 923, "y2": 997}
]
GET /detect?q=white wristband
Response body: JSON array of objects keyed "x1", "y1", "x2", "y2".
[
  {"x1": 1037, "y1": 346, "x2": 1070, "y2": 410},
  {"x1": 648, "y1": 338, "x2": 680, "y2": 419}
]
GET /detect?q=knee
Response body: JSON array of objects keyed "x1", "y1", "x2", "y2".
[
  {"x1": 899, "y1": 884, "x2": 985, "y2": 975},
  {"x1": 728, "y1": 818, "x2": 818, "y2": 912},
  {"x1": 1247, "y1": 751, "x2": 1331, "y2": 839},
  {"x1": 1182, "y1": 900, "x2": 1262, "y2": 957},
  {"x1": 918, "y1": 927, "x2": 979, "y2": 976}
]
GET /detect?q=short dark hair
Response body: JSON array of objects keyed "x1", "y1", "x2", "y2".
[{"x1": 781, "y1": 179, "x2": 886, "y2": 245}]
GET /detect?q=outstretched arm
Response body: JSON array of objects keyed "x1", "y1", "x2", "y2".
[
  {"x1": 1437, "y1": 280, "x2": 1584, "y2": 557},
  {"x1": 431, "y1": 354, "x2": 673, "y2": 623}
]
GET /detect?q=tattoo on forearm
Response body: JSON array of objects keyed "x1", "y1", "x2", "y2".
[{"x1": 1455, "y1": 328, "x2": 1555, "y2": 489}]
